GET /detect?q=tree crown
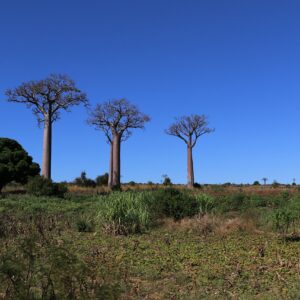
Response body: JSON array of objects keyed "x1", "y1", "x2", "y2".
[
  {"x1": 6, "y1": 74, "x2": 88, "y2": 124},
  {"x1": 166, "y1": 114, "x2": 214, "y2": 147},
  {"x1": 0, "y1": 138, "x2": 40, "y2": 190},
  {"x1": 88, "y1": 98, "x2": 150, "y2": 141}
]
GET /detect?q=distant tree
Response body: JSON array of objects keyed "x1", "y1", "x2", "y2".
[
  {"x1": 96, "y1": 173, "x2": 109, "y2": 186},
  {"x1": 253, "y1": 181, "x2": 260, "y2": 186},
  {"x1": 165, "y1": 115, "x2": 214, "y2": 188},
  {"x1": 6, "y1": 74, "x2": 88, "y2": 180},
  {"x1": 74, "y1": 171, "x2": 96, "y2": 187},
  {"x1": 88, "y1": 99, "x2": 150, "y2": 189},
  {"x1": 272, "y1": 180, "x2": 280, "y2": 188},
  {"x1": 0, "y1": 138, "x2": 40, "y2": 192},
  {"x1": 162, "y1": 174, "x2": 172, "y2": 186},
  {"x1": 292, "y1": 178, "x2": 296, "y2": 186},
  {"x1": 262, "y1": 178, "x2": 268, "y2": 185}
]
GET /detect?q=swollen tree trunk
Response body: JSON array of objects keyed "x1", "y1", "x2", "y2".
[
  {"x1": 187, "y1": 144, "x2": 194, "y2": 189},
  {"x1": 112, "y1": 134, "x2": 121, "y2": 189},
  {"x1": 108, "y1": 142, "x2": 113, "y2": 188},
  {"x1": 42, "y1": 116, "x2": 52, "y2": 180}
]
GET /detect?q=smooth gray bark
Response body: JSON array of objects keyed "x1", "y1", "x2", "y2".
[
  {"x1": 112, "y1": 134, "x2": 121, "y2": 189},
  {"x1": 42, "y1": 116, "x2": 52, "y2": 179},
  {"x1": 187, "y1": 144, "x2": 194, "y2": 188},
  {"x1": 108, "y1": 142, "x2": 113, "y2": 188}
]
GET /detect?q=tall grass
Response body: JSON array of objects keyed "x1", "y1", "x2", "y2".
[{"x1": 98, "y1": 192, "x2": 154, "y2": 235}]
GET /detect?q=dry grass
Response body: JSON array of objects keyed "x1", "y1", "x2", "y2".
[{"x1": 161, "y1": 214, "x2": 258, "y2": 238}]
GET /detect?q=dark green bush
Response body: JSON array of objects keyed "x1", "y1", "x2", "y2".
[
  {"x1": 27, "y1": 176, "x2": 67, "y2": 198},
  {"x1": 96, "y1": 173, "x2": 109, "y2": 186},
  {"x1": 216, "y1": 193, "x2": 247, "y2": 212},
  {"x1": 152, "y1": 188, "x2": 200, "y2": 221},
  {"x1": 0, "y1": 138, "x2": 40, "y2": 192},
  {"x1": 74, "y1": 171, "x2": 96, "y2": 187},
  {"x1": 76, "y1": 218, "x2": 95, "y2": 232},
  {"x1": 193, "y1": 182, "x2": 202, "y2": 189}
]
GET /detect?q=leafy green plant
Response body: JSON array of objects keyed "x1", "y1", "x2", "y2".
[
  {"x1": 195, "y1": 193, "x2": 215, "y2": 215},
  {"x1": 76, "y1": 217, "x2": 95, "y2": 232},
  {"x1": 96, "y1": 173, "x2": 109, "y2": 186},
  {"x1": 98, "y1": 192, "x2": 152, "y2": 235},
  {"x1": 272, "y1": 209, "x2": 295, "y2": 235},
  {"x1": 0, "y1": 138, "x2": 40, "y2": 192},
  {"x1": 27, "y1": 176, "x2": 67, "y2": 198},
  {"x1": 152, "y1": 188, "x2": 202, "y2": 221}
]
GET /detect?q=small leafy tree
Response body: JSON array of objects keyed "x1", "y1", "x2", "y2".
[
  {"x1": 162, "y1": 175, "x2": 172, "y2": 186},
  {"x1": 0, "y1": 138, "x2": 40, "y2": 192}
]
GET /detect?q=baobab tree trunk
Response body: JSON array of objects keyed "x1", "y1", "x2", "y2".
[
  {"x1": 42, "y1": 116, "x2": 52, "y2": 179},
  {"x1": 112, "y1": 134, "x2": 121, "y2": 189},
  {"x1": 108, "y1": 142, "x2": 113, "y2": 188},
  {"x1": 187, "y1": 144, "x2": 194, "y2": 188}
]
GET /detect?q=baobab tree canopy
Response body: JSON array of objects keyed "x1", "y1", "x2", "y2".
[
  {"x1": 166, "y1": 115, "x2": 214, "y2": 148},
  {"x1": 6, "y1": 74, "x2": 88, "y2": 124},
  {"x1": 88, "y1": 98, "x2": 150, "y2": 137}
]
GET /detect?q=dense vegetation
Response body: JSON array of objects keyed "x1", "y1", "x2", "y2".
[
  {"x1": 0, "y1": 138, "x2": 40, "y2": 192},
  {"x1": 1, "y1": 185, "x2": 300, "y2": 299}
]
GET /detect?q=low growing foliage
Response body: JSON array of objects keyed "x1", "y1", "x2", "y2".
[
  {"x1": 27, "y1": 176, "x2": 68, "y2": 198},
  {"x1": 98, "y1": 192, "x2": 153, "y2": 235}
]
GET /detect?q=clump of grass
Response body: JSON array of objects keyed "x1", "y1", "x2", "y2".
[
  {"x1": 76, "y1": 217, "x2": 95, "y2": 232},
  {"x1": 98, "y1": 192, "x2": 153, "y2": 235}
]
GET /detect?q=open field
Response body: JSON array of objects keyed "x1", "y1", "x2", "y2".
[{"x1": 1, "y1": 186, "x2": 300, "y2": 299}]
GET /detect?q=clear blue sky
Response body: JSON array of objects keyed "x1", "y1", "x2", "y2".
[{"x1": 1, "y1": 0, "x2": 300, "y2": 184}]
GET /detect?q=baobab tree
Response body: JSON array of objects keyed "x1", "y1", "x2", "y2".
[
  {"x1": 88, "y1": 99, "x2": 150, "y2": 189},
  {"x1": 166, "y1": 114, "x2": 214, "y2": 188},
  {"x1": 6, "y1": 74, "x2": 88, "y2": 179}
]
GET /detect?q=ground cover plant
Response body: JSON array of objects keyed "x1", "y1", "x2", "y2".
[{"x1": 1, "y1": 185, "x2": 300, "y2": 299}]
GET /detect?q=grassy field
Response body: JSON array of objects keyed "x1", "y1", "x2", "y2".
[{"x1": 1, "y1": 186, "x2": 300, "y2": 299}]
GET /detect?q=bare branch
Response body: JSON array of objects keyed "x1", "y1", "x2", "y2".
[
  {"x1": 166, "y1": 114, "x2": 214, "y2": 147},
  {"x1": 87, "y1": 98, "x2": 150, "y2": 141},
  {"x1": 6, "y1": 74, "x2": 88, "y2": 125}
]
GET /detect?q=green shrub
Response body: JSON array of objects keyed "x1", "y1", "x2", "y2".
[
  {"x1": 272, "y1": 209, "x2": 295, "y2": 235},
  {"x1": 193, "y1": 182, "x2": 202, "y2": 189},
  {"x1": 98, "y1": 192, "x2": 152, "y2": 235},
  {"x1": 76, "y1": 218, "x2": 95, "y2": 232},
  {"x1": 152, "y1": 188, "x2": 201, "y2": 221},
  {"x1": 0, "y1": 138, "x2": 40, "y2": 192},
  {"x1": 96, "y1": 173, "x2": 109, "y2": 186},
  {"x1": 195, "y1": 193, "x2": 215, "y2": 215},
  {"x1": 27, "y1": 176, "x2": 67, "y2": 198},
  {"x1": 74, "y1": 171, "x2": 96, "y2": 187},
  {"x1": 248, "y1": 194, "x2": 268, "y2": 208},
  {"x1": 217, "y1": 193, "x2": 247, "y2": 212}
]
